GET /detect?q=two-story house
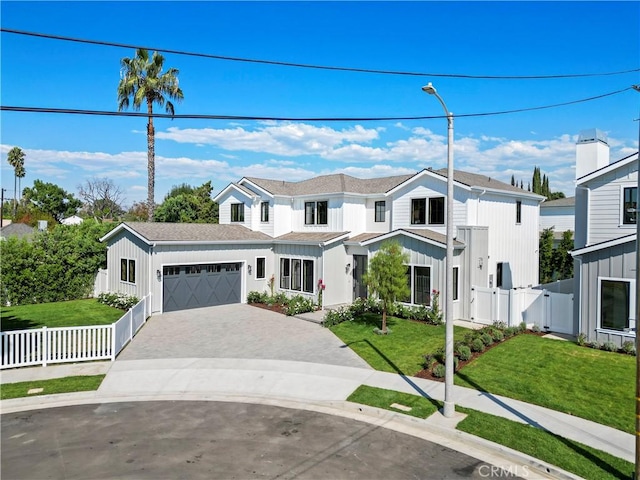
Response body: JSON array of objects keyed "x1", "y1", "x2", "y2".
[
  {"x1": 571, "y1": 129, "x2": 639, "y2": 347},
  {"x1": 101, "y1": 168, "x2": 544, "y2": 318}
]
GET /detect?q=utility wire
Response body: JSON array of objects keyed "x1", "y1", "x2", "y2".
[
  {"x1": 2, "y1": 27, "x2": 639, "y2": 80},
  {"x1": 0, "y1": 87, "x2": 633, "y2": 121}
]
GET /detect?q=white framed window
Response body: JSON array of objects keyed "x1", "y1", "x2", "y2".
[
  {"x1": 402, "y1": 265, "x2": 432, "y2": 306},
  {"x1": 256, "y1": 257, "x2": 266, "y2": 279},
  {"x1": 375, "y1": 201, "x2": 386, "y2": 222},
  {"x1": 280, "y1": 257, "x2": 314, "y2": 293},
  {"x1": 231, "y1": 203, "x2": 245, "y2": 222},
  {"x1": 305, "y1": 201, "x2": 328, "y2": 225},
  {"x1": 120, "y1": 258, "x2": 136, "y2": 284},
  {"x1": 622, "y1": 186, "x2": 637, "y2": 225},
  {"x1": 597, "y1": 277, "x2": 636, "y2": 333},
  {"x1": 280, "y1": 258, "x2": 290, "y2": 289}
]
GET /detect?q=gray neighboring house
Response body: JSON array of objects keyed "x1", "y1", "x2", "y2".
[
  {"x1": 101, "y1": 168, "x2": 543, "y2": 317},
  {"x1": 0, "y1": 223, "x2": 36, "y2": 241},
  {"x1": 571, "y1": 128, "x2": 639, "y2": 347},
  {"x1": 539, "y1": 196, "x2": 575, "y2": 244}
]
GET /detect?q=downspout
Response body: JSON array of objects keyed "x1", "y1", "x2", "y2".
[
  {"x1": 150, "y1": 243, "x2": 156, "y2": 313},
  {"x1": 476, "y1": 189, "x2": 486, "y2": 224},
  {"x1": 575, "y1": 185, "x2": 590, "y2": 248},
  {"x1": 319, "y1": 242, "x2": 325, "y2": 310}
]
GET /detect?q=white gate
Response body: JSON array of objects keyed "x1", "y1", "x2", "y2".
[{"x1": 470, "y1": 286, "x2": 574, "y2": 335}]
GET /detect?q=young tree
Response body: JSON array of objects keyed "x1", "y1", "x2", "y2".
[
  {"x1": 538, "y1": 228, "x2": 555, "y2": 284},
  {"x1": 117, "y1": 49, "x2": 183, "y2": 222},
  {"x1": 363, "y1": 241, "x2": 410, "y2": 334},
  {"x1": 553, "y1": 230, "x2": 574, "y2": 280},
  {"x1": 7, "y1": 147, "x2": 25, "y2": 217},
  {"x1": 22, "y1": 180, "x2": 82, "y2": 222}
]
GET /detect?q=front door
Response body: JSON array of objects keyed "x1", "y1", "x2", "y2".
[{"x1": 353, "y1": 255, "x2": 368, "y2": 300}]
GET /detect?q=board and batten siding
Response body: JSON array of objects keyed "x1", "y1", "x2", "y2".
[
  {"x1": 273, "y1": 243, "x2": 323, "y2": 301},
  {"x1": 322, "y1": 242, "x2": 351, "y2": 306},
  {"x1": 290, "y1": 197, "x2": 343, "y2": 232},
  {"x1": 583, "y1": 163, "x2": 637, "y2": 246},
  {"x1": 365, "y1": 197, "x2": 390, "y2": 233},
  {"x1": 105, "y1": 230, "x2": 150, "y2": 301},
  {"x1": 273, "y1": 198, "x2": 293, "y2": 238},
  {"x1": 575, "y1": 240, "x2": 635, "y2": 348},
  {"x1": 476, "y1": 193, "x2": 539, "y2": 288}
]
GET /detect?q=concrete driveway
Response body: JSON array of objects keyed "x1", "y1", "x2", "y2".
[{"x1": 116, "y1": 304, "x2": 371, "y2": 369}]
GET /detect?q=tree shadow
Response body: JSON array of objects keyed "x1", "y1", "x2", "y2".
[
  {"x1": 456, "y1": 372, "x2": 631, "y2": 479},
  {"x1": 1, "y1": 315, "x2": 40, "y2": 331}
]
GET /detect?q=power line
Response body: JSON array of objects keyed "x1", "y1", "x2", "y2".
[
  {"x1": 3, "y1": 27, "x2": 639, "y2": 80},
  {"x1": 0, "y1": 86, "x2": 632, "y2": 121}
]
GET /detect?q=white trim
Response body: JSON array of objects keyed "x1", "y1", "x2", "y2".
[
  {"x1": 213, "y1": 183, "x2": 258, "y2": 202},
  {"x1": 619, "y1": 184, "x2": 637, "y2": 228},
  {"x1": 255, "y1": 256, "x2": 266, "y2": 279},
  {"x1": 237, "y1": 178, "x2": 275, "y2": 199},
  {"x1": 359, "y1": 229, "x2": 465, "y2": 250},
  {"x1": 597, "y1": 276, "x2": 636, "y2": 335},
  {"x1": 119, "y1": 257, "x2": 136, "y2": 285},
  {"x1": 571, "y1": 234, "x2": 635, "y2": 257},
  {"x1": 577, "y1": 153, "x2": 638, "y2": 185}
]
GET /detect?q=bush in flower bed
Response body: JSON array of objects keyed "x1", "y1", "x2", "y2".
[
  {"x1": 97, "y1": 292, "x2": 139, "y2": 310},
  {"x1": 282, "y1": 295, "x2": 317, "y2": 316},
  {"x1": 247, "y1": 291, "x2": 317, "y2": 316}
]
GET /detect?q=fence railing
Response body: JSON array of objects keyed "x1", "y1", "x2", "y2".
[
  {"x1": 470, "y1": 286, "x2": 574, "y2": 335},
  {"x1": 1, "y1": 294, "x2": 151, "y2": 370}
]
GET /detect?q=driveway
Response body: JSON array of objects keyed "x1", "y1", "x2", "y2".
[{"x1": 116, "y1": 304, "x2": 371, "y2": 369}]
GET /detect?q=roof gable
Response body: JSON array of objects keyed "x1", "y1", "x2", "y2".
[
  {"x1": 577, "y1": 152, "x2": 638, "y2": 185},
  {"x1": 101, "y1": 222, "x2": 272, "y2": 244}
]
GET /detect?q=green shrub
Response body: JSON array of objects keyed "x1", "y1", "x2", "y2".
[
  {"x1": 492, "y1": 321, "x2": 508, "y2": 330},
  {"x1": 431, "y1": 363, "x2": 445, "y2": 378},
  {"x1": 491, "y1": 329, "x2": 504, "y2": 342},
  {"x1": 470, "y1": 338, "x2": 485, "y2": 353},
  {"x1": 622, "y1": 341, "x2": 636, "y2": 356},
  {"x1": 480, "y1": 333, "x2": 494, "y2": 346},
  {"x1": 283, "y1": 295, "x2": 316, "y2": 316},
  {"x1": 587, "y1": 341, "x2": 601, "y2": 349},
  {"x1": 602, "y1": 341, "x2": 618, "y2": 352},
  {"x1": 97, "y1": 292, "x2": 139, "y2": 310},
  {"x1": 576, "y1": 332, "x2": 587, "y2": 346},
  {"x1": 518, "y1": 322, "x2": 527, "y2": 333},
  {"x1": 456, "y1": 344, "x2": 472, "y2": 361},
  {"x1": 322, "y1": 306, "x2": 354, "y2": 327},
  {"x1": 531, "y1": 324, "x2": 541, "y2": 333},
  {"x1": 503, "y1": 327, "x2": 518, "y2": 338},
  {"x1": 350, "y1": 297, "x2": 367, "y2": 316},
  {"x1": 247, "y1": 291, "x2": 268, "y2": 304}
]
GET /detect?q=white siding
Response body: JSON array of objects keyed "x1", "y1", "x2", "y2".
[
  {"x1": 273, "y1": 198, "x2": 293, "y2": 237},
  {"x1": 342, "y1": 197, "x2": 367, "y2": 235},
  {"x1": 583, "y1": 163, "x2": 637, "y2": 245},
  {"x1": 217, "y1": 191, "x2": 252, "y2": 228},
  {"x1": 291, "y1": 197, "x2": 343, "y2": 232},
  {"x1": 365, "y1": 198, "x2": 390, "y2": 233},
  {"x1": 540, "y1": 206, "x2": 575, "y2": 232}
]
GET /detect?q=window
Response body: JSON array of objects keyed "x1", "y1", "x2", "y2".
[
  {"x1": 303, "y1": 260, "x2": 314, "y2": 293},
  {"x1": 496, "y1": 262, "x2": 503, "y2": 288},
  {"x1": 256, "y1": 257, "x2": 266, "y2": 279},
  {"x1": 411, "y1": 198, "x2": 426, "y2": 225},
  {"x1": 260, "y1": 201, "x2": 269, "y2": 222},
  {"x1": 231, "y1": 203, "x2": 244, "y2": 222},
  {"x1": 453, "y1": 266, "x2": 459, "y2": 301},
  {"x1": 428, "y1": 197, "x2": 445, "y2": 225},
  {"x1": 623, "y1": 187, "x2": 637, "y2": 225},
  {"x1": 291, "y1": 259, "x2": 302, "y2": 291},
  {"x1": 185, "y1": 265, "x2": 201, "y2": 275},
  {"x1": 402, "y1": 265, "x2": 432, "y2": 306},
  {"x1": 163, "y1": 266, "x2": 180, "y2": 276},
  {"x1": 599, "y1": 278, "x2": 634, "y2": 332},
  {"x1": 280, "y1": 258, "x2": 290, "y2": 289},
  {"x1": 516, "y1": 201, "x2": 522, "y2": 224},
  {"x1": 120, "y1": 258, "x2": 136, "y2": 284},
  {"x1": 375, "y1": 201, "x2": 386, "y2": 222},
  {"x1": 305, "y1": 201, "x2": 328, "y2": 225}
]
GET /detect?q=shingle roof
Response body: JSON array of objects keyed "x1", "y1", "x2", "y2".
[
  {"x1": 0, "y1": 223, "x2": 35, "y2": 239},
  {"x1": 119, "y1": 222, "x2": 272, "y2": 243},
  {"x1": 348, "y1": 228, "x2": 464, "y2": 247},
  {"x1": 244, "y1": 173, "x2": 415, "y2": 196},
  {"x1": 541, "y1": 196, "x2": 575, "y2": 208},
  {"x1": 434, "y1": 169, "x2": 526, "y2": 194},
  {"x1": 275, "y1": 231, "x2": 350, "y2": 243}
]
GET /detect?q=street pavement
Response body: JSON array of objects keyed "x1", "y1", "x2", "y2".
[{"x1": 1, "y1": 303, "x2": 633, "y2": 479}]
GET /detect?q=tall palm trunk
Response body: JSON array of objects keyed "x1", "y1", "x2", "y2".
[
  {"x1": 12, "y1": 173, "x2": 17, "y2": 217},
  {"x1": 146, "y1": 98, "x2": 155, "y2": 222}
]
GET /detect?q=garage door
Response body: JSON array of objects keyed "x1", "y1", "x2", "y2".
[{"x1": 163, "y1": 263, "x2": 242, "y2": 312}]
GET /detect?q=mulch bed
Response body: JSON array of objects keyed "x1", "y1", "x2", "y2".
[{"x1": 250, "y1": 302, "x2": 288, "y2": 315}]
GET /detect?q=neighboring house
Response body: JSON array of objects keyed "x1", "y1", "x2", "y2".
[
  {"x1": 539, "y1": 196, "x2": 575, "y2": 244},
  {"x1": 101, "y1": 168, "x2": 544, "y2": 317},
  {"x1": 0, "y1": 222, "x2": 35, "y2": 241},
  {"x1": 61, "y1": 215, "x2": 84, "y2": 226},
  {"x1": 571, "y1": 128, "x2": 640, "y2": 347}
]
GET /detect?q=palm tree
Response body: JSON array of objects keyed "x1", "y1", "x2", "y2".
[
  {"x1": 7, "y1": 147, "x2": 25, "y2": 217},
  {"x1": 117, "y1": 49, "x2": 183, "y2": 221}
]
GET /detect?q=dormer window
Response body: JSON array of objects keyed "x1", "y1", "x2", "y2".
[
  {"x1": 305, "y1": 201, "x2": 328, "y2": 225},
  {"x1": 231, "y1": 203, "x2": 244, "y2": 222}
]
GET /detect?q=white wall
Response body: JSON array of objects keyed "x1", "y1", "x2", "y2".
[
  {"x1": 540, "y1": 207, "x2": 575, "y2": 233},
  {"x1": 218, "y1": 191, "x2": 252, "y2": 229}
]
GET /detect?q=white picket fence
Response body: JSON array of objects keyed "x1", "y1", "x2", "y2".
[
  {"x1": 470, "y1": 286, "x2": 574, "y2": 335},
  {"x1": 1, "y1": 294, "x2": 151, "y2": 369}
]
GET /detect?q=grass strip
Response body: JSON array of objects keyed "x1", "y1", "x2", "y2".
[
  {"x1": 1, "y1": 375, "x2": 105, "y2": 400},
  {"x1": 1, "y1": 299, "x2": 124, "y2": 331},
  {"x1": 347, "y1": 384, "x2": 633, "y2": 480}
]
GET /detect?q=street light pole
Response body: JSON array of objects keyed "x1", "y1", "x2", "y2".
[
  {"x1": 632, "y1": 83, "x2": 640, "y2": 480},
  {"x1": 423, "y1": 82, "x2": 455, "y2": 418}
]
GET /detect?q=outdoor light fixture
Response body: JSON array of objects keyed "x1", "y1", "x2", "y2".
[
  {"x1": 423, "y1": 82, "x2": 455, "y2": 419},
  {"x1": 156, "y1": 269, "x2": 161, "y2": 280},
  {"x1": 248, "y1": 264, "x2": 252, "y2": 275}
]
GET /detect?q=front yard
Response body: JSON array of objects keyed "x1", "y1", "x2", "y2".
[{"x1": 1, "y1": 299, "x2": 124, "y2": 331}]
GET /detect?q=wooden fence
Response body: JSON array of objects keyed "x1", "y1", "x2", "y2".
[{"x1": 1, "y1": 294, "x2": 151, "y2": 369}]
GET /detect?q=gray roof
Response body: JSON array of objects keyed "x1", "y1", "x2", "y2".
[
  {"x1": 348, "y1": 228, "x2": 464, "y2": 247},
  {"x1": 244, "y1": 173, "x2": 415, "y2": 196},
  {"x1": 119, "y1": 222, "x2": 272, "y2": 243},
  {"x1": 434, "y1": 169, "x2": 528, "y2": 195},
  {"x1": 275, "y1": 231, "x2": 349, "y2": 243},
  {"x1": 541, "y1": 196, "x2": 575, "y2": 208},
  {"x1": 0, "y1": 223, "x2": 35, "y2": 239}
]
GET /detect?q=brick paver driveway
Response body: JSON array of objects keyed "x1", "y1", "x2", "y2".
[{"x1": 116, "y1": 303, "x2": 371, "y2": 369}]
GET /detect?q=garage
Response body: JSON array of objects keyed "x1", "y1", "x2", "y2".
[{"x1": 163, "y1": 263, "x2": 242, "y2": 312}]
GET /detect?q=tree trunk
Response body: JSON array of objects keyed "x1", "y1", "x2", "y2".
[
  {"x1": 146, "y1": 99, "x2": 155, "y2": 222},
  {"x1": 12, "y1": 173, "x2": 17, "y2": 218},
  {"x1": 381, "y1": 307, "x2": 387, "y2": 333}
]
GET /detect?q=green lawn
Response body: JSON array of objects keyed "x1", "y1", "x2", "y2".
[
  {"x1": 0, "y1": 375, "x2": 106, "y2": 400},
  {"x1": 1, "y1": 299, "x2": 125, "y2": 331},
  {"x1": 347, "y1": 385, "x2": 633, "y2": 480},
  {"x1": 454, "y1": 334, "x2": 635, "y2": 434},
  {"x1": 329, "y1": 313, "x2": 467, "y2": 375}
]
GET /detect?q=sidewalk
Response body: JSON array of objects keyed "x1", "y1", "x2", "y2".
[{"x1": 1, "y1": 357, "x2": 633, "y2": 467}]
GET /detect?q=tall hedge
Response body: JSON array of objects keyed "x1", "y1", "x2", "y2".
[{"x1": 0, "y1": 220, "x2": 114, "y2": 305}]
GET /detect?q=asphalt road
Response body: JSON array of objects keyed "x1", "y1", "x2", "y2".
[{"x1": 1, "y1": 401, "x2": 502, "y2": 480}]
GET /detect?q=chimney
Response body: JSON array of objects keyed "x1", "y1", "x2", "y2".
[{"x1": 575, "y1": 128, "x2": 609, "y2": 180}]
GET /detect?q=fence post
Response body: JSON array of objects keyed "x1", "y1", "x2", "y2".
[
  {"x1": 111, "y1": 323, "x2": 116, "y2": 361},
  {"x1": 544, "y1": 290, "x2": 551, "y2": 330},
  {"x1": 42, "y1": 327, "x2": 48, "y2": 367}
]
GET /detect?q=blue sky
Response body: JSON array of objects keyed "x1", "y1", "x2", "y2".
[{"x1": 1, "y1": 1, "x2": 639, "y2": 209}]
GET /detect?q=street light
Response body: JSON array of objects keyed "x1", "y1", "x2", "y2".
[
  {"x1": 632, "y1": 83, "x2": 640, "y2": 480},
  {"x1": 422, "y1": 82, "x2": 455, "y2": 418}
]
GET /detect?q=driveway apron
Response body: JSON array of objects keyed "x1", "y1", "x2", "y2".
[{"x1": 116, "y1": 304, "x2": 371, "y2": 369}]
